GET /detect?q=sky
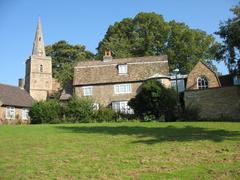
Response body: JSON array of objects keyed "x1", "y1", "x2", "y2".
[{"x1": 0, "y1": 0, "x2": 238, "y2": 86}]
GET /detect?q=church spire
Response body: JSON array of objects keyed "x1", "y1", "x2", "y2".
[{"x1": 32, "y1": 17, "x2": 46, "y2": 57}]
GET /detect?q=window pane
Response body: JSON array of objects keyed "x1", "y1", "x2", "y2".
[
  {"x1": 197, "y1": 76, "x2": 208, "y2": 90},
  {"x1": 118, "y1": 65, "x2": 128, "y2": 74},
  {"x1": 83, "y1": 86, "x2": 92, "y2": 96},
  {"x1": 114, "y1": 84, "x2": 132, "y2": 94},
  {"x1": 6, "y1": 107, "x2": 15, "y2": 119}
]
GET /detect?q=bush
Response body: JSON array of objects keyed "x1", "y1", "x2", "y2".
[
  {"x1": 64, "y1": 96, "x2": 95, "y2": 123},
  {"x1": 29, "y1": 100, "x2": 62, "y2": 124},
  {"x1": 94, "y1": 107, "x2": 118, "y2": 122},
  {"x1": 128, "y1": 79, "x2": 177, "y2": 121}
]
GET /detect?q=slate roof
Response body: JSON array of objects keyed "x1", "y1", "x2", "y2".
[
  {"x1": 73, "y1": 55, "x2": 169, "y2": 85},
  {"x1": 0, "y1": 84, "x2": 34, "y2": 107}
]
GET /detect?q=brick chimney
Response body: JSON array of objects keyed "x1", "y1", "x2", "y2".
[
  {"x1": 103, "y1": 50, "x2": 113, "y2": 62},
  {"x1": 18, "y1": 78, "x2": 25, "y2": 89}
]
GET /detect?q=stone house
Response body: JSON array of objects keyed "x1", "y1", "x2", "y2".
[
  {"x1": 73, "y1": 52, "x2": 171, "y2": 112},
  {"x1": 0, "y1": 83, "x2": 34, "y2": 124}
]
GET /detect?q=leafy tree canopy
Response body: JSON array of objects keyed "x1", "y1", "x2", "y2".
[
  {"x1": 97, "y1": 12, "x2": 219, "y2": 74},
  {"x1": 45, "y1": 40, "x2": 94, "y2": 86},
  {"x1": 216, "y1": 4, "x2": 240, "y2": 74}
]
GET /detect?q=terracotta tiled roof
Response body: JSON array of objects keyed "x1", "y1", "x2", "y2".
[
  {"x1": 73, "y1": 55, "x2": 169, "y2": 85},
  {"x1": 0, "y1": 84, "x2": 34, "y2": 107}
]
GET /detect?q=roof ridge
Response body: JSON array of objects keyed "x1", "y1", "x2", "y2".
[
  {"x1": 0, "y1": 83, "x2": 20, "y2": 89},
  {"x1": 78, "y1": 55, "x2": 167, "y2": 64},
  {"x1": 197, "y1": 61, "x2": 221, "y2": 87}
]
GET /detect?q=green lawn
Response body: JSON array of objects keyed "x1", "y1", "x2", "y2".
[{"x1": 0, "y1": 122, "x2": 240, "y2": 179}]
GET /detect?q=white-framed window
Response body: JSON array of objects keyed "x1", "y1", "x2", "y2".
[
  {"x1": 197, "y1": 76, "x2": 208, "y2": 90},
  {"x1": 82, "y1": 86, "x2": 93, "y2": 96},
  {"x1": 118, "y1": 64, "x2": 128, "y2": 74},
  {"x1": 22, "y1": 109, "x2": 29, "y2": 120},
  {"x1": 112, "y1": 101, "x2": 133, "y2": 114},
  {"x1": 114, "y1": 84, "x2": 132, "y2": 94},
  {"x1": 5, "y1": 107, "x2": 16, "y2": 120}
]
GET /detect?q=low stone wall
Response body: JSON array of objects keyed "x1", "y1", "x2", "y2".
[{"x1": 184, "y1": 86, "x2": 240, "y2": 120}]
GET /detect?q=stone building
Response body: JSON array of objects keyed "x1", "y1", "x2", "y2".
[
  {"x1": 184, "y1": 61, "x2": 240, "y2": 120},
  {"x1": 24, "y1": 18, "x2": 60, "y2": 101},
  {"x1": 73, "y1": 52, "x2": 170, "y2": 112},
  {"x1": 0, "y1": 83, "x2": 34, "y2": 124},
  {"x1": 186, "y1": 61, "x2": 221, "y2": 90}
]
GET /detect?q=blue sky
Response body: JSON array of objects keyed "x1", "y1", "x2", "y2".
[{"x1": 0, "y1": 0, "x2": 238, "y2": 86}]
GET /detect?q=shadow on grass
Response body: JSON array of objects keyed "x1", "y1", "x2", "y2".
[{"x1": 56, "y1": 125, "x2": 240, "y2": 144}]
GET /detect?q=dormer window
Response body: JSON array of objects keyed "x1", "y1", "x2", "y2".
[
  {"x1": 118, "y1": 64, "x2": 128, "y2": 74},
  {"x1": 40, "y1": 65, "x2": 43, "y2": 72}
]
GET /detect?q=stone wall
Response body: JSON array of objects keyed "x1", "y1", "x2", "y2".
[
  {"x1": 52, "y1": 78, "x2": 61, "y2": 92},
  {"x1": 75, "y1": 79, "x2": 171, "y2": 106},
  {"x1": 25, "y1": 56, "x2": 52, "y2": 101},
  {"x1": 0, "y1": 106, "x2": 30, "y2": 124},
  {"x1": 75, "y1": 82, "x2": 142, "y2": 106},
  {"x1": 184, "y1": 86, "x2": 240, "y2": 120}
]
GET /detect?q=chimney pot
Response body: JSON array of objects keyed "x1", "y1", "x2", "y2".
[
  {"x1": 18, "y1": 78, "x2": 25, "y2": 89},
  {"x1": 103, "y1": 50, "x2": 113, "y2": 62}
]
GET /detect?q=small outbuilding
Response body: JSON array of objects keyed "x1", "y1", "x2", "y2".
[
  {"x1": 0, "y1": 83, "x2": 34, "y2": 124},
  {"x1": 186, "y1": 61, "x2": 221, "y2": 90}
]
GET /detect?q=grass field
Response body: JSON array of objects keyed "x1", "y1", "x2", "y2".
[{"x1": 0, "y1": 122, "x2": 240, "y2": 179}]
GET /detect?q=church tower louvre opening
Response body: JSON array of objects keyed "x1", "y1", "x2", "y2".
[{"x1": 24, "y1": 17, "x2": 53, "y2": 101}]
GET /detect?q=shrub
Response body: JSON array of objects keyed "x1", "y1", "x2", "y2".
[
  {"x1": 29, "y1": 100, "x2": 62, "y2": 124},
  {"x1": 128, "y1": 79, "x2": 177, "y2": 121},
  {"x1": 64, "y1": 96, "x2": 95, "y2": 123},
  {"x1": 94, "y1": 107, "x2": 118, "y2": 122}
]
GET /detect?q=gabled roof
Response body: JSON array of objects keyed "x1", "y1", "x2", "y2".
[
  {"x1": 195, "y1": 61, "x2": 221, "y2": 86},
  {"x1": 73, "y1": 55, "x2": 169, "y2": 85},
  {"x1": 0, "y1": 84, "x2": 34, "y2": 107}
]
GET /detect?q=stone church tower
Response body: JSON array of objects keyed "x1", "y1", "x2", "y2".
[{"x1": 24, "y1": 17, "x2": 52, "y2": 101}]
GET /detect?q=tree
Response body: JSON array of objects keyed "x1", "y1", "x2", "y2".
[
  {"x1": 216, "y1": 4, "x2": 240, "y2": 74},
  {"x1": 128, "y1": 80, "x2": 177, "y2": 121},
  {"x1": 45, "y1": 40, "x2": 95, "y2": 86},
  {"x1": 97, "y1": 12, "x2": 219, "y2": 74}
]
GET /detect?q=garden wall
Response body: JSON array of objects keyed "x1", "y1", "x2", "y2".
[{"x1": 184, "y1": 86, "x2": 240, "y2": 120}]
